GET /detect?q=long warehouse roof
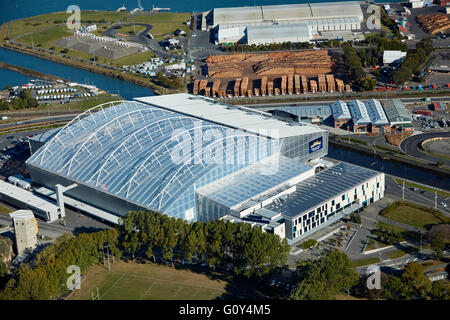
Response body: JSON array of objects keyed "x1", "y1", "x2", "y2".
[
  {"x1": 135, "y1": 94, "x2": 325, "y2": 139},
  {"x1": 212, "y1": 1, "x2": 364, "y2": 26}
]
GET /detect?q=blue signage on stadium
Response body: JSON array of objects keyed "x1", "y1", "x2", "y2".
[{"x1": 309, "y1": 137, "x2": 323, "y2": 154}]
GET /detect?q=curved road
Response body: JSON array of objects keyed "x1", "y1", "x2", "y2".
[
  {"x1": 104, "y1": 22, "x2": 170, "y2": 58},
  {"x1": 400, "y1": 131, "x2": 450, "y2": 166}
]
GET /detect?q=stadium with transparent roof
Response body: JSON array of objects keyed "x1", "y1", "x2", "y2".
[{"x1": 26, "y1": 94, "x2": 328, "y2": 223}]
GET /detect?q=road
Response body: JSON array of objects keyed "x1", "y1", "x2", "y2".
[
  {"x1": 0, "y1": 114, "x2": 77, "y2": 130},
  {"x1": 400, "y1": 131, "x2": 450, "y2": 166},
  {"x1": 103, "y1": 22, "x2": 170, "y2": 58}
]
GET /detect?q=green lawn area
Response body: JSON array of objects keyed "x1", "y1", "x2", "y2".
[
  {"x1": 384, "y1": 206, "x2": 441, "y2": 229},
  {"x1": 114, "y1": 25, "x2": 147, "y2": 36},
  {"x1": 351, "y1": 257, "x2": 380, "y2": 268},
  {"x1": 125, "y1": 12, "x2": 190, "y2": 39},
  {"x1": 393, "y1": 178, "x2": 450, "y2": 198},
  {"x1": 366, "y1": 238, "x2": 391, "y2": 252},
  {"x1": 68, "y1": 261, "x2": 227, "y2": 300},
  {"x1": 111, "y1": 50, "x2": 156, "y2": 67},
  {"x1": 8, "y1": 11, "x2": 128, "y2": 40},
  {"x1": 387, "y1": 250, "x2": 408, "y2": 260},
  {"x1": 15, "y1": 25, "x2": 72, "y2": 48}
]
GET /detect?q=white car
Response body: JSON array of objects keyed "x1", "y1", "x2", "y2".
[{"x1": 439, "y1": 202, "x2": 447, "y2": 207}]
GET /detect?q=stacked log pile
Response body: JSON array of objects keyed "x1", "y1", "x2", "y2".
[
  {"x1": 199, "y1": 80, "x2": 208, "y2": 95},
  {"x1": 281, "y1": 76, "x2": 287, "y2": 95},
  {"x1": 294, "y1": 74, "x2": 301, "y2": 94},
  {"x1": 317, "y1": 74, "x2": 327, "y2": 92},
  {"x1": 260, "y1": 76, "x2": 267, "y2": 96},
  {"x1": 206, "y1": 50, "x2": 332, "y2": 79},
  {"x1": 267, "y1": 80, "x2": 274, "y2": 96},
  {"x1": 301, "y1": 75, "x2": 308, "y2": 93},
  {"x1": 193, "y1": 79, "x2": 200, "y2": 95},
  {"x1": 240, "y1": 77, "x2": 249, "y2": 96},
  {"x1": 417, "y1": 13, "x2": 450, "y2": 35},
  {"x1": 335, "y1": 79, "x2": 344, "y2": 93},
  {"x1": 287, "y1": 74, "x2": 294, "y2": 95},
  {"x1": 326, "y1": 74, "x2": 335, "y2": 92},
  {"x1": 234, "y1": 78, "x2": 242, "y2": 97},
  {"x1": 310, "y1": 80, "x2": 317, "y2": 93},
  {"x1": 212, "y1": 79, "x2": 221, "y2": 97}
]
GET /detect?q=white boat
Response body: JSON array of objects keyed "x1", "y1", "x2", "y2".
[{"x1": 116, "y1": 4, "x2": 127, "y2": 12}]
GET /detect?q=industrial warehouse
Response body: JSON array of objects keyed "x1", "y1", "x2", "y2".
[
  {"x1": 202, "y1": 1, "x2": 365, "y2": 45},
  {"x1": 272, "y1": 99, "x2": 414, "y2": 133},
  {"x1": 0, "y1": 94, "x2": 384, "y2": 244}
]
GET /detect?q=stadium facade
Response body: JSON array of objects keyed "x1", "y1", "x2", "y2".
[{"x1": 26, "y1": 94, "x2": 384, "y2": 243}]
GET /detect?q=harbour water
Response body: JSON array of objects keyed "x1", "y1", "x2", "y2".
[
  {"x1": 0, "y1": 47, "x2": 154, "y2": 100},
  {"x1": 0, "y1": 0, "x2": 400, "y2": 22}
]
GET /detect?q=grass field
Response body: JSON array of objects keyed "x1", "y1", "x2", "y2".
[
  {"x1": 68, "y1": 261, "x2": 229, "y2": 300},
  {"x1": 385, "y1": 206, "x2": 441, "y2": 229},
  {"x1": 387, "y1": 250, "x2": 408, "y2": 260},
  {"x1": 125, "y1": 13, "x2": 190, "y2": 39},
  {"x1": 351, "y1": 257, "x2": 380, "y2": 268}
]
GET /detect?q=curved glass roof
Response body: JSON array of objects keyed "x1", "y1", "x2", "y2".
[{"x1": 27, "y1": 101, "x2": 278, "y2": 214}]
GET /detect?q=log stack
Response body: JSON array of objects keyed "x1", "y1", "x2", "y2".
[
  {"x1": 326, "y1": 74, "x2": 335, "y2": 93},
  {"x1": 301, "y1": 75, "x2": 308, "y2": 93},
  {"x1": 199, "y1": 80, "x2": 208, "y2": 95},
  {"x1": 336, "y1": 79, "x2": 344, "y2": 93},
  {"x1": 317, "y1": 74, "x2": 327, "y2": 92},
  {"x1": 260, "y1": 76, "x2": 267, "y2": 96},
  {"x1": 212, "y1": 79, "x2": 221, "y2": 97},
  {"x1": 267, "y1": 80, "x2": 274, "y2": 96},
  {"x1": 240, "y1": 77, "x2": 249, "y2": 96},
  {"x1": 193, "y1": 79, "x2": 200, "y2": 95},
  {"x1": 287, "y1": 74, "x2": 294, "y2": 95},
  {"x1": 310, "y1": 80, "x2": 317, "y2": 93},
  {"x1": 281, "y1": 76, "x2": 287, "y2": 95},
  {"x1": 234, "y1": 78, "x2": 242, "y2": 97},
  {"x1": 294, "y1": 74, "x2": 301, "y2": 94}
]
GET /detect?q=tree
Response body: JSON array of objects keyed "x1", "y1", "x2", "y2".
[
  {"x1": 360, "y1": 77, "x2": 377, "y2": 91},
  {"x1": 290, "y1": 251, "x2": 359, "y2": 300},
  {"x1": 430, "y1": 235, "x2": 445, "y2": 260},
  {"x1": 401, "y1": 262, "x2": 432, "y2": 297}
]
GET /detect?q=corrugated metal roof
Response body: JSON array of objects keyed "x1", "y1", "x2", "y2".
[
  {"x1": 266, "y1": 162, "x2": 382, "y2": 218},
  {"x1": 212, "y1": 1, "x2": 364, "y2": 27},
  {"x1": 382, "y1": 99, "x2": 412, "y2": 124},
  {"x1": 246, "y1": 22, "x2": 312, "y2": 44},
  {"x1": 330, "y1": 100, "x2": 352, "y2": 120}
]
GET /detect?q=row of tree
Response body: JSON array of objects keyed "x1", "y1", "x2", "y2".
[
  {"x1": 0, "y1": 229, "x2": 119, "y2": 300},
  {"x1": 118, "y1": 211, "x2": 290, "y2": 278},
  {"x1": 154, "y1": 72, "x2": 184, "y2": 89},
  {"x1": 0, "y1": 210, "x2": 289, "y2": 299},
  {"x1": 393, "y1": 38, "x2": 434, "y2": 84},
  {"x1": 357, "y1": 262, "x2": 449, "y2": 300},
  {"x1": 342, "y1": 43, "x2": 377, "y2": 91},
  {"x1": 0, "y1": 89, "x2": 39, "y2": 111}
]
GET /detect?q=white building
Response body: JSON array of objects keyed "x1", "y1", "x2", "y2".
[
  {"x1": 383, "y1": 50, "x2": 407, "y2": 64},
  {"x1": 9, "y1": 210, "x2": 38, "y2": 256},
  {"x1": 364, "y1": 99, "x2": 389, "y2": 126},
  {"x1": 211, "y1": 1, "x2": 364, "y2": 44}
]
